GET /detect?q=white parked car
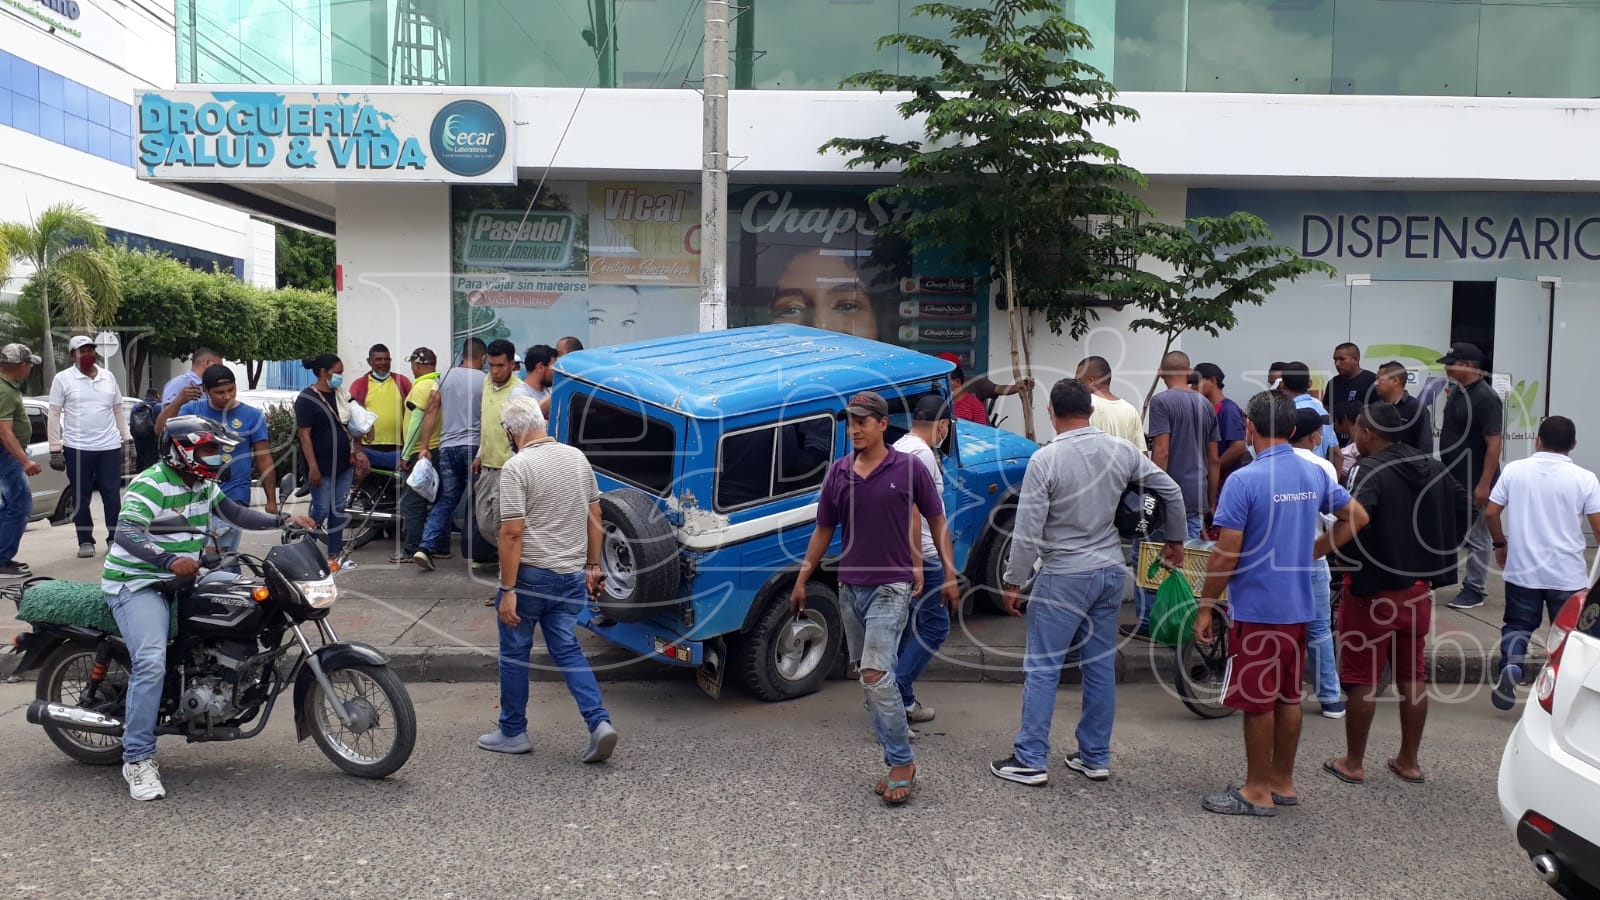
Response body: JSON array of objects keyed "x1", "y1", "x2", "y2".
[{"x1": 1498, "y1": 584, "x2": 1600, "y2": 898}]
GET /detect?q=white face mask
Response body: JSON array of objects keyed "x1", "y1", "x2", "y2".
[{"x1": 371, "y1": 371, "x2": 390, "y2": 382}]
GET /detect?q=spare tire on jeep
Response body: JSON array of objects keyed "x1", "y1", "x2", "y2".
[{"x1": 595, "y1": 489, "x2": 681, "y2": 622}]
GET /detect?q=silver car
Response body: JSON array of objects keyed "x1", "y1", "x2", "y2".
[{"x1": 23, "y1": 397, "x2": 140, "y2": 524}]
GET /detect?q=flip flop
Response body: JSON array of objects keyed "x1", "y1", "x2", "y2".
[
  {"x1": 1202, "y1": 786, "x2": 1276, "y2": 817},
  {"x1": 881, "y1": 766, "x2": 917, "y2": 806},
  {"x1": 1272, "y1": 792, "x2": 1300, "y2": 807},
  {"x1": 1322, "y1": 758, "x2": 1365, "y2": 785},
  {"x1": 1387, "y1": 758, "x2": 1426, "y2": 784}
]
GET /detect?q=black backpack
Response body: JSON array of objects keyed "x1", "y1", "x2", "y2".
[{"x1": 130, "y1": 399, "x2": 159, "y2": 439}]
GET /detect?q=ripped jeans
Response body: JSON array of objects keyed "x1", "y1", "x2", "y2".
[{"x1": 840, "y1": 581, "x2": 914, "y2": 767}]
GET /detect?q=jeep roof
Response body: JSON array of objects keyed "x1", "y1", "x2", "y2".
[{"x1": 555, "y1": 324, "x2": 955, "y2": 419}]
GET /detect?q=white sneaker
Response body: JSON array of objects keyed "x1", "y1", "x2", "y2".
[{"x1": 123, "y1": 759, "x2": 166, "y2": 801}]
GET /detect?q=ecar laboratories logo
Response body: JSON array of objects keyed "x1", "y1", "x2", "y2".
[{"x1": 429, "y1": 99, "x2": 507, "y2": 179}]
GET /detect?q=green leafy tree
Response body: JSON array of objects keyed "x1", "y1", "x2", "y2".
[
  {"x1": 108, "y1": 245, "x2": 204, "y2": 395},
  {"x1": 821, "y1": 0, "x2": 1148, "y2": 439},
  {"x1": 1104, "y1": 213, "x2": 1339, "y2": 410},
  {"x1": 253, "y1": 288, "x2": 336, "y2": 388},
  {"x1": 274, "y1": 224, "x2": 335, "y2": 291},
  {"x1": 0, "y1": 203, "x2": 124, "y2": 379}
]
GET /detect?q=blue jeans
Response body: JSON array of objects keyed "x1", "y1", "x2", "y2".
[
  {"x1": 106, "y1": 585, "x2": 168, "y2": 764},
  {"x1": 1462, "y1": 508, "x2": 1492, "y2": 595},
  {"x1": 64, "y1": 446, "x2": 122, "y2": 547},
  {"x1": 1500, "y1": 582, "x2": 1575, "y2": 672},
  {"x1": 497, "y1": 566, "x2": 610, "y2": 737},
  {"x1": 420, "y1": 445, "x2": 473, "y2": 555},
  {"x1": 1014, "y1": 567, "x2": 1124, "y2": 770},
  {"x1": 308, "y1": 466, "x2": 353, "y2": 558},
  {"x1": 1134, "y1": 511, "x2": 1204, "y2": 625},
  {"x1": 0, "y1": 455, "x2": 31, "y2": 564},
  {"x1": 840, "y1": 581, "x2": 914, "y2": 767},
  {"x1": 364, "y1": 448, "x2": 399, "y2": 471},
  {"x1": 897, "y1": 557, "x2": 949, "y2": 709},
  {"x1": 1306, "y1": 559, "x2": 1340, "y2": 705}
]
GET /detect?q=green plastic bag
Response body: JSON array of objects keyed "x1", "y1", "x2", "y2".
[{"x1": 1146, "y1": 559, "x2": 1197, "y2": 648}]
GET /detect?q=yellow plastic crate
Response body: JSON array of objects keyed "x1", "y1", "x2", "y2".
[{"x1": 1135, "y1": 540, "x2": 1222, "y2": 599}]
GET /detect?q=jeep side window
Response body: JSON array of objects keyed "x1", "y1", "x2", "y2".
[
  {"x1": 570, "y1": 394, "x2": 676, "y2": 495},
  {"x1": 715, "y1": 416, "x2": 836, "y2": 511}
]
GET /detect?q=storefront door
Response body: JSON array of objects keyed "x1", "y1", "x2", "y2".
[{"x1": 1492, "y1": 277, "x2": 1554, "y2": 463}]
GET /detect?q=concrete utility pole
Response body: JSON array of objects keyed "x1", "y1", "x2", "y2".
[{"x1": 699, "y1": 0, "x2": 730, "y2": 332}]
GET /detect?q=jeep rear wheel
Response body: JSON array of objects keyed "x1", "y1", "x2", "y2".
[
  {"x1": 595, "y1": 490, "x2": 681, "y2": 623},
  {"x1": 972, "y1": 503, "x2": 1017, "y2": 616},
  {"x1": 735, "y1": 583, "x2": 842, "y2": 702}
]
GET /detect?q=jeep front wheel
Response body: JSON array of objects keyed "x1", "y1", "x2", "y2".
[
  {"x1": 596, "y1": 490, "x2": 681, "y2": 623},
  {"x1": 735, "y1": 583, "x2": 842, "y2": 702}
]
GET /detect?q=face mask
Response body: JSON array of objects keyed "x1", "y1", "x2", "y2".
[
  {"x1": 328, "y1": 373, "x2": 344, "y2": 389},
  {"x1": 370, "y1": 371, "x2": 390, "y2": 382},
  {"x1": 76, "y1": 355, "x2": 96, "y2": 373}
]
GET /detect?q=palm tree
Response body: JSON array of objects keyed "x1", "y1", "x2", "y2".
[{"x1": 0, "y1": 203, "x2": 123, "y2": 379}]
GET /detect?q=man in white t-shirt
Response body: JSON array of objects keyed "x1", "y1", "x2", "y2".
[
  {"x1": 1485, "y1": 415, "x2": 1600, "y2": 710},
  {"x1": 1289, "y1": 408, "x2": 1345, "y2": 719},
  {"x1": 49, "y1": 336, "x2": 132, "y2": 558},
  {"x1": 1075, "y1": 356, "x2": 1144, "y2": 449},
  {"x1": 891, "y1": 395, "x2": 953, "y2": 725}
]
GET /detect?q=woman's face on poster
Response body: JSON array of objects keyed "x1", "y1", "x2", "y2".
[{"x1": 770, "y1": 249, "x2": 878, "y2": 340}]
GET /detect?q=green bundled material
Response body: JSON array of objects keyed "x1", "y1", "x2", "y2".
[
  {"x1": 1146, "y1": 559, "x2": 1198, "y2": 648},
  {"x1": 15, "y1": 580, "x2": 177, "y2": 639}
]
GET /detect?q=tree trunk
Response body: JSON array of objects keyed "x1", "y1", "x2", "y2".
[
  {"x1": 39, "y1": 260, "x2": 55, "y2": 382},
  {"x1": 1142, "y1": 331, "x2": 1178, "y2": 417},
  {"x1": 1002, "y1": 235, "x2": 1036, "y2": 441}
]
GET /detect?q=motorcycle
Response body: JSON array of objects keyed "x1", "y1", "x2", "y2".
[{"x1": 6, "y1": 518, "x2": 416, "y2": 779}]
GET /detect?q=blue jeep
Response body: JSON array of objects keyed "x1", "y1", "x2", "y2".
[{"x1": 552, "y1": 325, "x2": 1037, "y2": 701}]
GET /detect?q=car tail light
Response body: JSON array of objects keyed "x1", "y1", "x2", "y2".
[
  {"x1": 1524, "y1": 811, "x2": 1557, "y2": 836},
  {"x1": 1536, "y1": 591, "x2": 1586, "y2": 714}
]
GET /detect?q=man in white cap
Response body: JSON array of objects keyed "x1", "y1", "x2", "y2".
[
  {"x1": 0, "y1": 344, "x2": 42, "y2": 577},
  {"x1": 49, "y1": 335, "x2": 131, "y2": 558}
]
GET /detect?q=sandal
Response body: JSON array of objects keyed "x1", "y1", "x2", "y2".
[
  {"x1": 881, "y1": 765, "x2": 916, "y2": 806},
  {"x1": 1201, "y1": 786, "x2": 1276, "y2": 817},
  {"x1": 1386, "y1": 758, "x2": 1426, "y2": 784},
  {"x1": 1322, "y1": 758, "x2": 1365, "y2": 785}
]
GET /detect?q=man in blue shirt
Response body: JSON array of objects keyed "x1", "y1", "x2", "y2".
[
  {"x1": 1279, "y1": 361, "x2": 1343, "y2": 480},
  {"x1": 160, "y1": 346, "x2": 221, "y2": 405},
  {"x1": 1194, "y1": 391, "x2": 1367, "y2": 817},
  {"x1": 155, "y1": 364, "x2": 277, "y2": 555}
]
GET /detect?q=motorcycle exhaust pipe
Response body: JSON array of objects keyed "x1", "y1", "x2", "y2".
[{"x1": 26, "y1": 700, "x2": 125, "y2": 735}]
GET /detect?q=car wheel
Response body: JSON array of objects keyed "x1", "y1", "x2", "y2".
[
  {"x1": 974, "y1": 503, "x2": 1017, "y2": 616},
  {"x1": 734, "y1": 583, "x2": 842, "y2": 702},
  {"x1": 49, "y1": 492, "x2": 74, "y2": 527},
  {"x1": 595, "y1": 489, "x2": 681, "y2": 623}
]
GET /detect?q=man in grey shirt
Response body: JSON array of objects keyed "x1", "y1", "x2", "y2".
[
  {"x1": 415, "y1": 337, "x2": 488, "y2": 568},
  {"x1": 1126, "y1": 350, "x2": 1218, "y2": 640},
  {"x1": 990, "y1": 379, "x2": 1185, "y2": 787}
]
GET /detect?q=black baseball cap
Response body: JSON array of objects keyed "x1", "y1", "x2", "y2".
[
  {"x1": 1438, "y1": 342, "x2": 1486, "y2": 365},
  {"x1": 1290, "y1": 408, "x2": 1325, "y2": 443},
  {"x1": 912, "y1": 395, "x2": 951, "y2": 422},
  {"x1": 201, "y1": 364, "x2": 235, "y2": 390},
  {"x1": 845, "y1": 391, "x2": 889, "y2": 419}
]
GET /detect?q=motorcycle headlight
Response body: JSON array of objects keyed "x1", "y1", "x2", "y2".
[{"x1": 295, "y1": 577, "x2": 338, "y2": 609}]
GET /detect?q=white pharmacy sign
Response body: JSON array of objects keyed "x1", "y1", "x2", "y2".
[{"x1": 134, "y1": 90, "x2": 516, "y2": 184}]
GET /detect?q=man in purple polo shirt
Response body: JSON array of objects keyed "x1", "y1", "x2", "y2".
[{"x1": 792, "y1": 390, "x2": 958, "y2": 806}]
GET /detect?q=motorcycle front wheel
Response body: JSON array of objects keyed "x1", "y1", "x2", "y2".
[
  {"x1": 1173, "y1": 631, "x2": 1237, "y2": 720},
  {"x1": 36, "y1": 644, "x2": 128, "y2": 765},
  {"x1": 305, "y1": 663, "x2": 417, "y2": 778}
]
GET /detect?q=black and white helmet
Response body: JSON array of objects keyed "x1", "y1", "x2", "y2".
[{"x1": 159, "y1": 415, "x2": 238, "y2": 480}]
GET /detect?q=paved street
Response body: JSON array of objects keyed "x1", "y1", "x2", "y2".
[{"x1": 0, "y1": 679, "x2": 1547, "y2": 898}]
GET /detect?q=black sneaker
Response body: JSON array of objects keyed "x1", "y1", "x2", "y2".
[
  {"x1": 1446, "y1": 589, "x2": 1485, "y2": 611},
  {"x1": 0, "y1": 561, "x2": 31, "y2": 577},
  {"x1": 1118, "y1": 623, "x2": 1153, "y2": 641},
  {"x1": 989, "y1": 755, "x2": 1047, "y2": 786}
]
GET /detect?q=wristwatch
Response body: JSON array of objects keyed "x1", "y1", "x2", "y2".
[{"x1": 1492, "y1": 541, "x2": 1507, "y2": 549}]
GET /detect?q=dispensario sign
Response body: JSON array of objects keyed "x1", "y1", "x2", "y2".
[{"x1": 133, "y1": 90, "x2": 515, "y2": 183}]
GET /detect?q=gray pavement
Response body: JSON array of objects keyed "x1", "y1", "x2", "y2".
[
  {"x1": 3, "y1": 514, "x2": 1544, "y2": 695},
  {"x1": 0, "y1": 680, "x2": 1550, "y2": 898}
]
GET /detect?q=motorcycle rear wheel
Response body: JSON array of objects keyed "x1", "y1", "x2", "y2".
[
  {"x1": 36, "y1": 645, "x2": 128, "y2": 765},
  {"x1": 305, "y1": 663, "x2": 416, "y2": 778}
]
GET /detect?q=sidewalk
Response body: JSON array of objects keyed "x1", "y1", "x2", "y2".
[{"x1": 2, "y1": 520, "x2": 1539, "y2": 689}]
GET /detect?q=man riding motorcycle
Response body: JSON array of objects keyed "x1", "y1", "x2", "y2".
[{"x1": 103, "y1": 415, "x2": 314, "y2": 801}]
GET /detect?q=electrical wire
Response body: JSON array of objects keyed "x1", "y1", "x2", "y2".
[{"x1": 650, "y1": 0, "x2": 701, "y2": 88}]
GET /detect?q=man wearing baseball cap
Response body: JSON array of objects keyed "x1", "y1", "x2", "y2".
[
  {"x1": 393, "y1": 347, "x2": 440, "y2": 564},
  {"x1": 790, "y1": 390, "x2": 959, "y2": 806},
  {"x1": 156, "y1": 364, "x2": 276, "y2": 558},
  {"x1": 49, "y1": 335, "x2": 131, "y2": 558},
  {"x1": 1437, "y1": 342, "x2": 1503, "y2": 610},
  {"x1": 0, "y1": 344, "x2": 42, "y2": 576}
]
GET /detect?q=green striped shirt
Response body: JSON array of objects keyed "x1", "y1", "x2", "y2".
[{"x1": 102, "y1": 464, "x2": 222, "y2": 595}]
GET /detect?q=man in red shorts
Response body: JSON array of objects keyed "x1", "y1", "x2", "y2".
[
  {"x1": 1321, "y1": 403, "x2": 1466, "y2": 786},
  {"x1": 1194, "y1": 391, "x2": 1365, "y2": 816}
]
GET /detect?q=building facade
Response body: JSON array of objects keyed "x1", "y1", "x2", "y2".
[{"x1": 142, "y1": 0, "x2": 1600, "y2": 467}]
